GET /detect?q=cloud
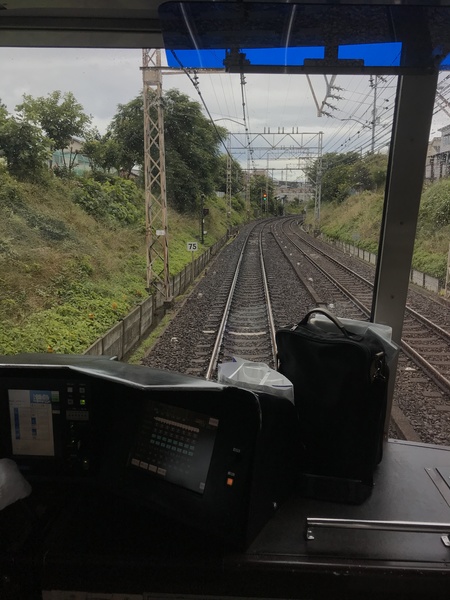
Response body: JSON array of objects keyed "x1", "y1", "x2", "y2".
[{"x1": 0, "y1": 47, "x2": 142, "y2": 132}]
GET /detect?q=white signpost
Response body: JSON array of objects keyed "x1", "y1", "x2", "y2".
[
  {"x1": 187, "y1": 241, "x2": 198, "y2": 283},
  {"x1": 446, "y1": 242, "x2": 450, "y2": 298}
]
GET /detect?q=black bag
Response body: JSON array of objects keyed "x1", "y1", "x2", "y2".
[{"x1": 276, "y1": 308, "x2": 388, "y2": 504}]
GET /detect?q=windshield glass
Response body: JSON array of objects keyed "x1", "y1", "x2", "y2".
[{"x1": 1, "y1": 6, "x2": 450, "y2": 447}]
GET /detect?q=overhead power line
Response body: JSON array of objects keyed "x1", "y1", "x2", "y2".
[
  {"x1": 169, "y1": 50, "x2": 234, "y2": 162},
  {"x1": 240, "y1": 73, "x2": 257, "y2": 173},
  {"x1": 323, "y1": 75, "x2": 396, "y2": 155}
]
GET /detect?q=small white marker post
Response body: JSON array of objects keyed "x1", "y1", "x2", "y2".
[
  {"x1": 446, "y1": 242, "x2": 450, "y2": 298},
  {"x1": 187, "y1": 241, "x2": 198, "y2": 283}
]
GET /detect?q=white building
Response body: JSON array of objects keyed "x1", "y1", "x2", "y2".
[
  {"x1": 424, "y1": 126, "x2": 450, "y2": 182},
  {"x1": 274, "y1": 180, "x2": 313, "y2": 203}
]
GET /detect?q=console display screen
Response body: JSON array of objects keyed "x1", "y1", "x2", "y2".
[
  {"x1": 129, "y1": 400, "x2": 219, "y2": 494},
  {"x1": 8, "y1": 389, "x2": 58, "y2": 456}
]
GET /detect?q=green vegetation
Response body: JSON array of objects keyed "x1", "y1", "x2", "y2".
[
  {"x1": 71, "y1": 178, "x2": 144, "y2": 226},
  {"x1": 414, "y1": 179, "x2": 450, "y2": 278},
  {"x1": 306, "y1": 152, "x2": 389, "y2": 206},
  {"x1": 317, "y1": 191, "x2": 383, "y2": 254},
  {"x1": 0, "y1": 85, "x2": 287, "y2": 356},
  {"x1": 83, "y1": 90, "x2": 240, "y2": 210},
  {"x1": 0, "y1": 111, "x2": 52, "y2": 183},
  {"x1": 0, "y1": 170, "x2": 143, "y2": 354},
  {"x1": 163, "y1": 89, "x2": 230, "y2": 212},
  {"x1": 16, "y1": 91, "x2": 92, "y2": 176},
  {"x1": 0, "y1": 168, "x2": 247, "y2": 355},
  {"x1": 305, "y1": 153, "x2": 450, "y2": 281}
]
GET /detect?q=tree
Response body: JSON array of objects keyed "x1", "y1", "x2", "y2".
[
  {"x1": 0, "y1": 100, "x2": 8, "y2": 161},
  {"x1": 318, "y1": 152, "x2": 358, "y2": 203},
  {"x1": 16, "y1": 91, "x2": 91, "y2": 173},
  {"x1": 82, "y1": 128, "x2": 121, "y2": 175},
  {"x1": 216, "y1": 153, "x2": 244, "y2": 195},
  {"x1": 164, "y1": 90, "x2": 228, "y2": 211},
  {"x1": 0, "y1": 117, "x2": 51, "y2": 182},
  {"x1": 107, "y1": 89, "x2": 229, "y2": 211},
  {"x1": 305, "y1": 152, "x2": 387, "y2": 204},
  {"x1": 108, "y1": 96, "x2": 145, "y2": 177},
  {"x1": 363, "y1": 153, "x2": 388, "y2": 190},
  {"x1": 0, "y1": 100, "x2": 7, "y2": 124}
]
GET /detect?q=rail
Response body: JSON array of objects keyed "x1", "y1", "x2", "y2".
[{"x1": 205, "y1": 221, "x2": 277, "y2": 380}]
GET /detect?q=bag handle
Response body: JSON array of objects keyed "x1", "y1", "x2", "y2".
[{"x1": 300, "y1": 308, "x2": 351, "y2": 339}]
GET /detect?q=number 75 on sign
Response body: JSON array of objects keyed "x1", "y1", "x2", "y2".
[{"x1": 187, "y1": 242, "x2": 198, "y2": 251}]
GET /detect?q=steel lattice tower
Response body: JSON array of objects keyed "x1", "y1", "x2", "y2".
[{"x1": 142, "y1": 48, "x2": 171, "y2": 301}]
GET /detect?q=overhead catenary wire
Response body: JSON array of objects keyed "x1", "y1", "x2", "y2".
[
  {"x1": 240, "y1": 72, "x2": 257, "y2": 173},
  {"x1": 323, "y1": 75, "x2": 397, "y2": 155},
  {"x1": 165, "y1": 55, "x2": 412, "y2": 177},
  {"x1": 324, "y1": 100, "x2": 395, "y2": 154},
  {"x1": 169, "y1": 49, "x2": 235, "y2": 163},
  {"x1": 209, "y1": 70, "x2": 227, "y2": 117},
  {"x1": 332, "y1": 105, "x2": 394, "y2": 154},
  {"x1": 325, "y1": 99, "x2": 395, "y2": 153}
]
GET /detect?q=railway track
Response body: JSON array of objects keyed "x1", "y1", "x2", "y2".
[
  {"x1": 205, "y1": 222, "x2": 277, "y2": 379},
  {"x1": 271, "y1": 217, "x2": 450, "y2": 444},
  {"x1": 279, "y1": 218, "x2": 450, "y2": 396},
  {"x1": 165, "y1": 221, "x2": 277, "y2": 380},
  {"x1": 143, "y1": 216, "x2": 450, "y2": 446}
]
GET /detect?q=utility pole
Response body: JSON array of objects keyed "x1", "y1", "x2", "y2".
[
  {"x1": 141, "y1": 54, "x2": 225, "y2": 296},
  {"x1": 245, "y1": 153, "x2": 251, "y2": 221},
  {"x1": 370, "y1": 75, "x2": 379, "y2": 153},
  {"x1": 314, "y1": 132, "x2": 323, "y2": 233},
  {"x1": 226, "y1": 134, "x2": 232, "y2": 228},
  {"x1": 200, "y1": 194, "x2": 205, "y2": 244},
  {"x1": 141, "y1": 49, "x2": 171, "y2": 301}
]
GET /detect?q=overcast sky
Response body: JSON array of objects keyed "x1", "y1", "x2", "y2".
[{"x1": 1, "y1": 47, "x2": 448, "y2": 179}]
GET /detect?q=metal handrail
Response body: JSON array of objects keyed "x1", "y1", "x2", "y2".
[{"x1": 305, "y1": 517, "x2": 450, "y2": 547}]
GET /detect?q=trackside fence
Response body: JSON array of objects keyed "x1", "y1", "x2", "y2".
[
  {"x1": 84, "y1": 230, "x2": 236, "y2": 359},
  {"x1": 322, "y1": 235, "x2": 442, "y2": 294}
]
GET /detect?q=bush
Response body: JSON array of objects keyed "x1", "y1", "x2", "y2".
[
  {"x1": 419, "y1": 179, "x2": 450, "y2": 229},
  {"x1": 412, "y1": 248, "x2": 447, "y2": 280},
  {"x1": 71, "y1": 177, "x2": 144, "y2": 226},
  {"x1": 0, "y1": 171, "x2": 72, "y2": 241}
]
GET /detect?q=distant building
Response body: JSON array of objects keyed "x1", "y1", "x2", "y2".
[
  {"x1": 424, "y1": 127, "x2": 450, "y2": 182},
  {"x1": 274, "y1": 180, "x2": 313, "y2": 203},
  {"x1": 425, "y1": 137, "x2": 441, "y2": 181},
  {"x1": 51, "y1": 137, "x2": 90, "y2": 175}
]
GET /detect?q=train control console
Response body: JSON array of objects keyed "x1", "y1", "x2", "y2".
[
  {"x1": 0, "y1": 354, "x2": 299, "y2": 574},
  {"x1": 1, "y1": 354, "x2": 450, "y2": 599}
]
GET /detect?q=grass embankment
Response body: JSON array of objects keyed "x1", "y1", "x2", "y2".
[
  {"x1": 309, "y1": 183, "x2": 450, "y2": 281},
  {"x1": 0, "y1": 170, "x2": 244, "y2": 355}
]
